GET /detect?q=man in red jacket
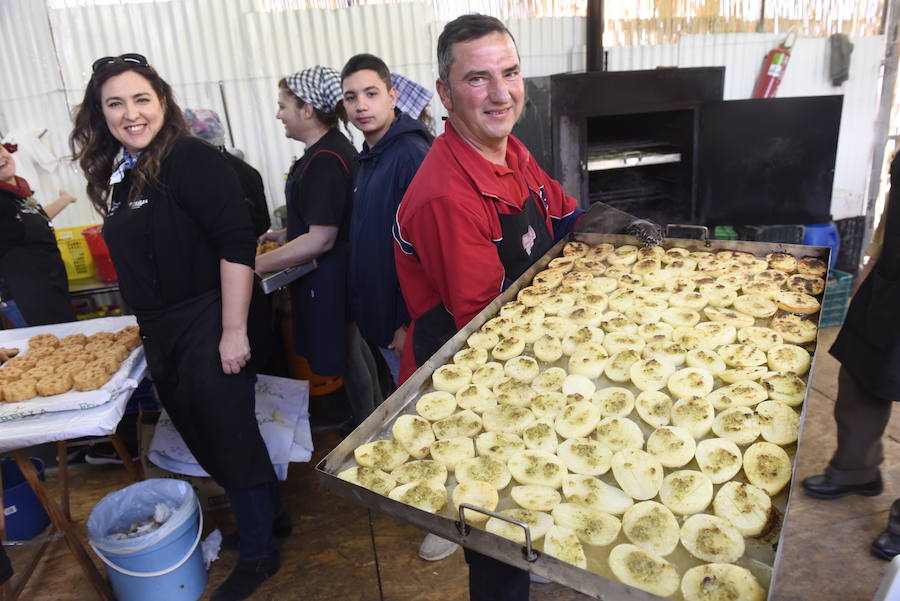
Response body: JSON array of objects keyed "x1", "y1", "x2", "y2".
[
  {"x1": 393, "y1": 16, "x2": 581, "y2": 382},
  {"x1": 392, "y1": 12, "x2": 666, "y2": 600}
]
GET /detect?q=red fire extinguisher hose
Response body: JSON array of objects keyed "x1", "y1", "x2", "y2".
[{"x1": 752, "y1": 29, "x2": 797, "y2": 99}]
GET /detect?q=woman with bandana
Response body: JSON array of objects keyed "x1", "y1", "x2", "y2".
[
  {"x1": 70, "y1": 54, "x2": 282, "y2": 601},
  {"x1": 0, "y1": 142, "x2": 77, "y2": 326},
  {"x1": 256, "y1": 66, "x2": 381, "y2": 426}
]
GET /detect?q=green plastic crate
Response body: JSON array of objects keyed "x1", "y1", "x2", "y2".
[
  {"x1": 714, "y1": 226, "x2": 739, "y2": 240},
  {"x1": 819, "y1": 269, "x2": 853, "y2": 328}
]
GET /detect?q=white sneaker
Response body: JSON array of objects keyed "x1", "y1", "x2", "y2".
[{"x1": 418, "y1": 533, "x2": 459, "y2": 561}]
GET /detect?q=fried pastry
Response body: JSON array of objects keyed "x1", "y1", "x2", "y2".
[
  {"x1": 26, "y1": 347, "x2": 55, "y2": 360},
  {"x1": 4, "y1": 356, "x2": 36, "y2": 371},
  {"x1": 92, "y1": 354, "x2": 122, "y2": 375},
  {"x1": 59, "y1": 334, "x2": 87, "y2": 347},
  {"x1": 86, "y1": 331, "x2": 117, "y2": 346},
  {"x1": 116, "y1": 326, "x2": 142, "y2": 350},
  {"x1": 37, "y1": 354, "x2": 67, "y2": 369},
  {"x1": 28, "y1": 334, "x2": 59, "y2": 349},
  {"x1": 765, "y1": 252, "x2": 797, "y2": 273},
  {"x1": 786, "y1": 273, "x2": 826, "y2": 295},
  {"x1": 0, "y1": 367, "x2": 24, "y2": 384},
  {"x1": 36, "y1": 373, "x2": 73, "y2": 397},
  {"x1": 73, "y1": 367, "x2": 109, "y2": 392},
  {"x1": 5, "y1": 378, "x2": 37, "y2": 402},
  {"x1": 797, "y1": 256, "x2": 827, "y2": 277},
  {"x1": 25, "y1": 366, "x2": 55, "y2": 381}
]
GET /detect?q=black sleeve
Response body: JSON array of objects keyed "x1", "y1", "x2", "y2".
[
  {"x1": 167, "y1": 138, "x2": 256, "y2": 267},
  {"x1": 245, "y1": 167, "x2": 271, "y2": 236},
  {"x1": 226, "y1": 154, "x2": 271, "y2": 236},
  {"x1": 296, "y1": 152, "x2": 350, "y2": 228}
]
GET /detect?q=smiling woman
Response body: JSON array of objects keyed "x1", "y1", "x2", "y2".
[
  {"x1": 100, "y1": 71, "x2": 165, "y2": 155},
  {"x1": 69, "y1": 56, "x2": 284, "y2": 601}
]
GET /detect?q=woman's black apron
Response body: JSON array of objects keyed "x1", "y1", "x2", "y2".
[
  {"x1": 285, "y1": 150, "x2": 351, "y2": 377},
  {"x1": 0, "y1": 196, "x2": 74, "y2": 326},
  {"x1": 412, "y1": 189, "x2": 553, "y2": 366},
  {"x1": 103, "y1": 175, "x2": 274, "y2": 490}
]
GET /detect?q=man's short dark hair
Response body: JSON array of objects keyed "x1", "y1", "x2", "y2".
[
  {"x1": 341, "y1": 53, "x2": 392, "y2": 91},
  {"x1": 437, "y1": 14, "x2": 517, "y2": 83}
]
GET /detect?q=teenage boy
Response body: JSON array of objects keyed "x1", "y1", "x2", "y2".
[
  {"x1": 341, "y1": 55, "x2": 452, "y2": 562},
  {"x1": 340, "y1": 54, "x2": 432, "y2": 384}
]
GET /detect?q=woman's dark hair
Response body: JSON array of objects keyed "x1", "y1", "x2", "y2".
[
  {"x1": 277, "y1": 78, "x2": 347, "y2": 129},
  {"x1": 70, "y1": 60, "x2": 189, "y2": 215},
  {"x1": 418, "y1": 105, "x2": 436, "y2": 135}
]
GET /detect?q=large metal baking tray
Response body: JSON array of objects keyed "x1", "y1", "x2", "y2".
[
  {"x1": 317, "y1": 233, "x2": 831, "y2": 600},
  {"x1": 259, "y1": 260, "x2": 317, "y2": 294}
]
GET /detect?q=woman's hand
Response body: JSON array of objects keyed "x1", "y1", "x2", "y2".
[
  {"x1": 388, "y1": 326, "x2": 407, "y2": 358},
  {"x1": 58, "y1": 190, "x2": 77, "y2": 205},
  {"x1": 44, "y1": 189, "x2": 78, "y2": 219},
  {"x1": 219, "y1": 327, "x2": 251, "y2": 374},
  {"x1": 258, "y1": 228, "x2": 287, "y2": 245}
]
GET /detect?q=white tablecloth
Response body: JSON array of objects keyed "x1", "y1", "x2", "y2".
[
  {"x1": 0, "y1": 316, "x2": 146, "y2": 453},
  {"x1": 148, "y1": 374, "x2": 313, "y2": 480}
]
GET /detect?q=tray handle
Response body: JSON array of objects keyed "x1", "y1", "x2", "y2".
[{"x1": 457, "y1": 503, "x2": 539, "y2": 562}]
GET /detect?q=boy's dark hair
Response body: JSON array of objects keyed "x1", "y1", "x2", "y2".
[
  {"x1": 437, "y1": 14, "x2": 517, "y2": 82},
  {"x1": 341, "y1": 54, "x2": 392, "y2": 91}
]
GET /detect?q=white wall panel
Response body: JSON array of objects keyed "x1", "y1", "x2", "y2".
[
  {"x1": 0, "y1": 1, "x2": 889, "y2": 230},
  {"x1": 607, "y1": 43, "x2": 680, "y2": 71},
  {"x1": 509, "y1": 16, "x2": 585, "y2": 77}
]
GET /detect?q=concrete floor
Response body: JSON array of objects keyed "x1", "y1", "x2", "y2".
[{"x1": 5, "y1": 326, "x2": 897, "y2": 601}]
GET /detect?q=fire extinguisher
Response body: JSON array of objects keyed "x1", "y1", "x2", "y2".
[{"x1": 752, "y1": 30, "x2": 797, "y2": 98}]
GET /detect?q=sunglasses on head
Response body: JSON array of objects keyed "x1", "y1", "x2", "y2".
[{"x1": 91, "y1": 53, "x2": 149, "y2": 73}]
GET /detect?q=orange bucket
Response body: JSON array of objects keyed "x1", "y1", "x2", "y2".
[{"x1": 281, "y1": 314, "x2": 342, "y2": 396}]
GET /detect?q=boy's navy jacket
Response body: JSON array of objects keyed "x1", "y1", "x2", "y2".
[{"x1": 349, "y1": 112, "x2": 432, "y2": 347}]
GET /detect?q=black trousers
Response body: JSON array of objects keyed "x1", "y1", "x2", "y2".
[
  {"x1": 464, "y1": 548, "x2": 529, "y2": 601},
  {"x1": 827, "y1": 367, "x2": 895, "y2": 484},
  {"x1": 227, "y1": 481, "x2": 282, "y2": 560},
  {"x1": 0, "y1": 545, "x2": 12, "y2": 586}
]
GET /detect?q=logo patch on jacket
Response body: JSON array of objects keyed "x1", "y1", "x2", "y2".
[{"x1": 522, "y1": 225, "x2": 537, "y2": 256}]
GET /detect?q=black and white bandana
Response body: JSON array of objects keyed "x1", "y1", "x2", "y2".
[{"x1": 286, "y1": 66, "x2": 342, "y2": 113}]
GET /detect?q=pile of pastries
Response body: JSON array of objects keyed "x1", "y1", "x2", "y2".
[
  {"x1": 0, "y1": 326, "x2": 141, "y2": 402},
  {"x1": 341, "y1": 241, "x2": 827, "y2": 601},
  {"x1": 256, "y1": 241, "x2": 282, "y2": 256}
]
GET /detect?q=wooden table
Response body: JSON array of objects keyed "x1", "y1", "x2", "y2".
[
  {"x1": 0, "y1": 316, "x2": 148, "y2": 600},
  {"x1": 0, "y1": 438, "x2": 142, "y2": 601}
]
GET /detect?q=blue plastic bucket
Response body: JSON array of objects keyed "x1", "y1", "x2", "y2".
[
  {"x1": 1, "y1": 457, "x2": 51, "y2": 541},
  {"x1": 803, "y1": 222, "x2": 841, "y2": 269},
  {"x1": 87, "y1": 480, "x2": 206, "y2": 601}
]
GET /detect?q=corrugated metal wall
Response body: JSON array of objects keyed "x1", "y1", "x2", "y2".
[{"x1": 0, "y1": 0, "x2": 886, "y2": 228}]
